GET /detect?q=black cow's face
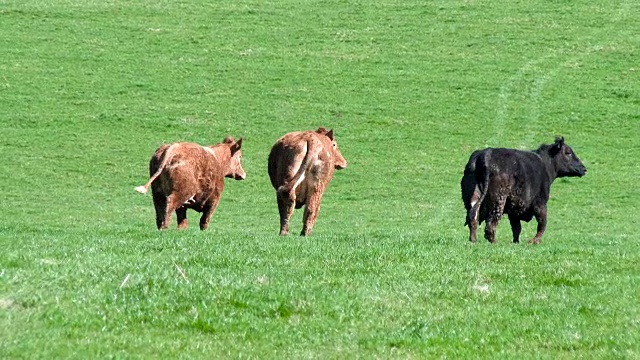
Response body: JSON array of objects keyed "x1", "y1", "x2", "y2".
[{"x1": 552, "y1": 138, "x2": 587, "y2": 177}]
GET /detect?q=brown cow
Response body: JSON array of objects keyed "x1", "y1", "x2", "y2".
[
  {"x1": 135, "y1": 137, "x2": 245, "y2": 230},
  {"x1": 268, "y1": 128, "x2": 347, "y2": 236}
]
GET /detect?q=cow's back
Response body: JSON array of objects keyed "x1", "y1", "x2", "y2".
[{"x1": 487, "y1": 149, "x2": 548, "y2": 192}]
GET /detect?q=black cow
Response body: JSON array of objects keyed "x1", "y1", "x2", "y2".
[{"x1": 461, "y1": 137, "x2": 587, "y2": 244}]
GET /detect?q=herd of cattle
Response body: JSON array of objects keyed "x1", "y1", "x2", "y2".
[{"x1": 136, "y1": 128, "x2": 587, "y2": 243}]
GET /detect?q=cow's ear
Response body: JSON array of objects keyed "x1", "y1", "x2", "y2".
[
  {"x1": 550, "y1": 136, "x2": 564, "y2": 156},
  {"x1": 231, "y1": 138, "x2": 243, "y2": 154},
  {"x1": 223, "y1": 136, "x2": 235, "y2": 144},
  {"x1": 316, "y1": 127, "x2": 328, "y2": 134},
  {"x1": 326, "y1": 129, "x2": 334, "y2": 140}
]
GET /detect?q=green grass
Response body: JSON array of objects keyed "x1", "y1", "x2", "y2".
[{"x1": 1, "y1": 0, "x2": 639, "y2": 357}]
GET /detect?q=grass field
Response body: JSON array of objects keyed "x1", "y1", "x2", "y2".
[{"x1": 1, "y1": 0, "x2": 639, "y2": 357}]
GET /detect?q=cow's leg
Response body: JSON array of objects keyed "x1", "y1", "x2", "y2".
[
  {"x1": 508, "y1": 214, "x2": 521, "y2": 244},
  {"x1": 469, "y1": 216, "x2": 479, "y2": 243},
  {"x1": 177, "y1": 193, "x2": 196, "y2": 229},
  {"x1": 484, "y1": 195, "x2": 506, "y2": 243},
  {"x1": 301, "y1": 186, "x2": 325, "y2": 236},
  {"x1": 199, "y1": 186, "x2": 222, "y2": 231},
  {"x1": 276, "y1": 194, "x2": 289, "y2": 235},
  {"x1": 528, "y1": 206, "x2": 547, "y2": 244},
  {"x1": 161, "y1": 207, "x2": 174, "y2": 230},
  {"x1": 163, "y1": 192, "x2": 193, "y2": 230},
  {"x1": 152, "y1": 192, "x2": 167, "y2": 230},
  {"x1": 276, "y1": 190, "x2": 295, "y2": 236},
  {"x1": 198, "y1": 203, "x2": 214, "y2": 231},
  {"x1": 467, "y1": 189, "x2": 481, "y2": 243},
  {"x1": 176, "y1": 207, "x2": 188, "y2": 229},
  {"x1": 162, "y1": 198, "x2": 177, "y2": 230}
]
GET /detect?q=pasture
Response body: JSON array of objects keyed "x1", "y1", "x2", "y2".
[{"x1": 1, "y1": 0, "x2": 639, "y2": 357}]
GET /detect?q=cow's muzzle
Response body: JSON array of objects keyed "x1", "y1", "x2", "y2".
[{"x1": 573, "y1": 165, "x2": 587, "y2": 177}]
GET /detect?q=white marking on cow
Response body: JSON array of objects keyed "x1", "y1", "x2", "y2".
[
  {"x1": 184, "y1": 194, "x2": 196, "y2": 206},
  {"x1": 291, "y1": 173, "x2": 305, "y2": 191},
  {"x1": 470, "y1": 200, "x2": 477, "y2": 208},
  {"x1": 202, "y1": 146, "x2": 218, "y2": 160},
  {"x1": 168, "y1": 161, "x2": 185, "y2": 170}
]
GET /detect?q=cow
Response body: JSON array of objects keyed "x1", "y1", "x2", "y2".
[
  {"x1": 461, "y1": 136, "x2": 587, "y2": 244},
  {"x1": 268, "y1": 127, "x2": 347, "y2": 236},
  {"x1": 135, "y1": 136, "x2": 245, "y2": 230}
]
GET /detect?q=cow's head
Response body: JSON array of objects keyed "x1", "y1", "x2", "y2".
[
  {"x1": 548, "y1": 136, "x2": 587, "y2": 178},
  {"x1": 321, "y1": 128, "x2": 347, "y2": 170},
  {"x1": 223, "y1": 136, "x2": 246, "y2": 180}
]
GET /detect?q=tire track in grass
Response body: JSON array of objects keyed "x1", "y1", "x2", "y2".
[
  {"x1": 493, "y1": 0, "x2": 637, "y2": 150},
  {"x1": 496, "y1": 46, "x2": 629, "y2": 150},
  {"x1": 493, "y1": 51, "x2": 572, "y2": 150},
  {"x1": 493, "y1": 53, "x2": 555, "y2": 147}
]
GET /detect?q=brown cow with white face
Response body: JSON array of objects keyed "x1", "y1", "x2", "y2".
[
  {"x1": 268, "y1": 128, "x2": 347, "y2": 236},
  {"x1": 135, "y1": 137, "x2": 245, "y2": 230}
]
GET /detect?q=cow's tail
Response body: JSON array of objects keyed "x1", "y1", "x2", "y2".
[
  {"x1": 277, "y1": 140, "x2": 318, "y2": 195},
  {"x1": 465, "y1": 151, "x2": 491, "y2": 226},
  {"x1": 135, "y1": 145, "x2": 175, "y2": 195}
]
